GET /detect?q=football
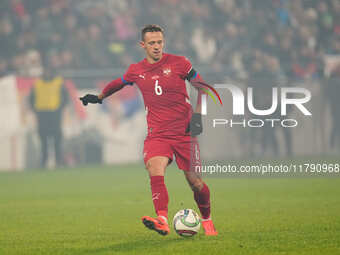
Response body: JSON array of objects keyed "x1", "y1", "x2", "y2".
[{"x1": 173, "y1": 209, "x2": 201, "y2": 237}]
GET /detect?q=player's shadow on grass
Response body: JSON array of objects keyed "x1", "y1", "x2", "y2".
[{"x1": 80, "y1": 237, "x2": 190, "y2": 254}]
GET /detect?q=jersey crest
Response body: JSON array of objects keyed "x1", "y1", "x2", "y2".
[{"x1": 163, "y1": 67, "x2": 172, "y2": 76}]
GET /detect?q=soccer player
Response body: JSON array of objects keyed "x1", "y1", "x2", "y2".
[{"x1": 80, "y1": 24, "x2": 218, "y2": 236}]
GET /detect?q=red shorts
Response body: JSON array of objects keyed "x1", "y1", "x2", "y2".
[{"x1": 143, "y1": 135, "x2": 201, "y2": 171}]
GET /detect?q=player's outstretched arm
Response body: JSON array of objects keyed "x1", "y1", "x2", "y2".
[{"x1": 79, "y1": 77, "x2": 126, "y2": 106}]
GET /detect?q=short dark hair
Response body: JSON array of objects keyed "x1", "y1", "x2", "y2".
[{"x1": 141, "y1": 24, "x2": 164, "y2": 41}]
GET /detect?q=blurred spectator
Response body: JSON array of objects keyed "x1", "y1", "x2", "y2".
[
  {"x1": 25, "y1": 49, "x2": 43, "y2": 77},
  {"x1": 85, "y1": 23, "x2": 111, "y2": 68},
  {"x1": 191, "y1": 27, "x2": 216, "y2": 64},
  {"x1": 29, "y1": 64, "x2": 69, "y2": 168}
]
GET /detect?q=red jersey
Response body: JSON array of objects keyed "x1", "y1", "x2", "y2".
[{"x1": 122, "y1": 53, "x2": 194, "y2": 137}]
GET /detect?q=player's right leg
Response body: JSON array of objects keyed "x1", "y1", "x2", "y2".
[{"x1": 142, "y1": 156, "x2": 170, "y2": 235}]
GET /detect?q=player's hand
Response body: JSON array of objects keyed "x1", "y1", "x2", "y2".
[
  {"x1": 79, "y1": 94, "x2": 102, "y2": 106},
  {"x1": 186, "y1": 113, "x2": 203, "y2": 137}
]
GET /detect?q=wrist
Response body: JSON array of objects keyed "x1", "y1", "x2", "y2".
[{"x1": 98, "y1": 94, "x2": 105, "y2": 100}]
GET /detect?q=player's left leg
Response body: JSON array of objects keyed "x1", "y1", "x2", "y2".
[
  {"x1": 184, "y1": 171, "x2": 209, "y2": 219},
  {"x1": 174, "y1": 137, "x2": 218, "y2": 236},
  {"x1": 184, "y1": 171, "x2": 218, "y2": 236}
]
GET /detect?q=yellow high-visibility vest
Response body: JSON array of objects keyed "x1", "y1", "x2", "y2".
[{"x1": 34, "y1": 77, "x2": 64, "y2": 111}]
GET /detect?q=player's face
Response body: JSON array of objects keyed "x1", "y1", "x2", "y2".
[{"x1": 140, "y1": 32, "x2": 164, "y2": 63}]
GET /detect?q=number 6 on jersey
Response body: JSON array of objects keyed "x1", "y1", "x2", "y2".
[{"x1": 154, "y1": 80, "x2": 162, "y2": 95}]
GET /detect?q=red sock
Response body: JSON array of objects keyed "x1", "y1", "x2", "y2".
[
  {"x1": 194, "y1": 182, "x2": 211, "y2": 219},
  {"x1": 150, "y1": 176, "x2": 169, "y2": 219}
]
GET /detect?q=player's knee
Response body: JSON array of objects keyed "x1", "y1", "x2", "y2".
[
  {"x1": 146, "y1": 161, "x2": 165, "y2": 176},
  {"x1": 190, "y1": 178, "x2": 204, "y2": 192},
  {"x1": 146, "y1": 157, "x2": 168, "y2": 176},
  {"x1": 185, "y1": 171, "x2": 203, "y2": 192}
]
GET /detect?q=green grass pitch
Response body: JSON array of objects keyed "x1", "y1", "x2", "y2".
[{"x1": 0, "y1": 162, "x2": 340, "y2": 255}]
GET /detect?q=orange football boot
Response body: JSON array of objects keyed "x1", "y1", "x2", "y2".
[
  {"x1": 202, "y1": 219, "x2": 218, "y2": 236},
  {"x1": 142, "y1": 216, "x2": 170, "y2": 236}
]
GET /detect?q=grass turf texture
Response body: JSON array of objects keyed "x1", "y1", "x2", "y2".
[{"x1": 0, "y1": 161, "x2": 340, "y2": 255}]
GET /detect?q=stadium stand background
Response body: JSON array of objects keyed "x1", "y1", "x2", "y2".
[{"x1": 1, "y1": 0, "x2": 339, "y2": 169}]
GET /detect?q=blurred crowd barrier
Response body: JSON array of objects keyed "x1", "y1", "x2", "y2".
[
  {"x1": 0, "y1": 74, "x2": 146, "y2": 171},
  {"x1": 0, "y1": 72, "x2": 338, "y2": 171}
]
